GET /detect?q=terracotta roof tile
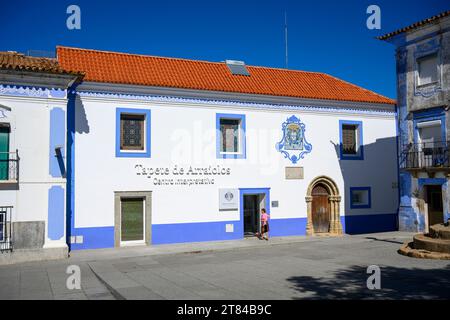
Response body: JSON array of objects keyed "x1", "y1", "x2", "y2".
[
  {"x1": 57, "y1": 46, "x2": 395, "y2": 105},
  {"x1": 0, "y1": 51, "x2": 82, "y2": 76},
  {"x1": 378, "y1": 10, "x2": 450, "y2": 41}
]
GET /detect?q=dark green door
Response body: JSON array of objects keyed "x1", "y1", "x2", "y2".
[
  {"x1": 0, "y1": 126, "x2": 10, "y2": 180},
  {"x1": 121, "y1": 198, "x2": 144, "y2": 243}
]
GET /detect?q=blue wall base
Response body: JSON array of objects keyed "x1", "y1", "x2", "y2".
[{"x1": 69, "y1": 213, "x2": 399, "y2": 250}]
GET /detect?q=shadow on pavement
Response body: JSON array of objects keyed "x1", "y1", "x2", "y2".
[{"x1": 287, "y1": 264, "x2": 450, "y2": 299}]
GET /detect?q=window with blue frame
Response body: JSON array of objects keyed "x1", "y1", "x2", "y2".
[
  {"x1": 350, "y1": 187, "x2": 371, "y2": 209},
  {"x1": 116, "y1": 108, "x2": 151, "y2": 158},
  {"x1": 216, "y1": 113, "x2": 246, "y2": 159},
  {"x1": 339, "y1": 120, "x2": 363, "y2": 160}
]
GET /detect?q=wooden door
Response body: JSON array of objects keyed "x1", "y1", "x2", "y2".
[{"x1": 312, "y1": 184, "x2": 330, "y2": 233}]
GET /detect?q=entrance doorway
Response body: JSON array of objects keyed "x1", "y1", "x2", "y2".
[
  {"x1": 241, "y1": 189, "x2": 269, "y2": 237},
  {"x1": 120, "y1": 198, "x2": 145, "y2": 246},
  {"x1": 114, "y1": 191, "x2": 152, "y2": 247},
  {"x1": 311, "y1": 183, "x2": 330, "y2": 233},
  {"x1": 426, "y1": 185, "x2": 444, "y2": 227}
]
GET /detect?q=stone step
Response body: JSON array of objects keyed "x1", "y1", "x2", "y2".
[
  {"x1": 429, "y1": 224, "x2": 450, "y2": 240},
  {"x1": 413, "y1": 234, "x2": 450, "y2": 254}
]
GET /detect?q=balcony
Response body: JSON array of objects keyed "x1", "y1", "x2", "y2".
[
  {"x1": 0, "y1": 206, "x2": 13, "y2": 252},
  {"x1": 0, "y1": 150, "x2": 19, "y2": 183},
  {"x1": 400, "y1": 142, "x2": 450, "y2": 173}
]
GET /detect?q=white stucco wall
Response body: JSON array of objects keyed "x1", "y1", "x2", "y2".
[{"x1": 73, "y1": 94, "x2": 399, "y2": 230}]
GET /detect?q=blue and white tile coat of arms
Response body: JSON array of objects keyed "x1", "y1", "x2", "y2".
[{"x1": 276, "y1": 115, "x2": 312, "y2": 164}]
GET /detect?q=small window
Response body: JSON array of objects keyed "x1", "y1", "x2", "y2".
[
  {"x1": 220, "y1": 118, "x2": 241, "y2": 153},
  {"x1": 216, "y1": 113, "x2": 246, "y2": 159},
  {"x1": 120, "y1": 114, "x2": 145, "y2": 151},
  {"x1": 116, "y1": 108, "x2": 151, "y2": 158},
  {"x1": 350, "y1": 187, "x2": 371, "y2": 209},
  {"x1": 340, "y1": 120, "x2": 363, "y2": 160},
  {"x1": 418, "y1": 54, "x2": 438, "y2": 86},
  {"x1": 342, "y1": 124, "x2": 358, "y2": 155},
  {"x1": 418, "y1": 120, "x2": 441, "y2": 148}
]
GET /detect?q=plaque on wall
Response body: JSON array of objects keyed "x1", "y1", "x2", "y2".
[
  {"x1": 285, "y1": 167, "x2": 304, "y2": 180},
  {"x1": 219, "y1": 189, "x2": 239, "y2": 211}
]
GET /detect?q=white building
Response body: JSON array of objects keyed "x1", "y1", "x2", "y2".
[
  {"x1": 58, "y1": 46, "x2": 399, "y2": 250},
  {"x1": 0, "y1": 52, "x2": 81, "y2": 258},
  {"x1": 0, "y1": 47, "x2": 399, "y2": 254}
]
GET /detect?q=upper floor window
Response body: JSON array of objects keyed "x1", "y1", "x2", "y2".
[
  {"x1": 339, "y1": 120, "x2": 363, "y2": 160},
  {"x1": 216, "y1": 113, "x2": 246, "y2": 159},
  {"x1": 120, "y1": 114, "x2": 145, "y2": 151},
  {"x1": 417, "y1": 53, "x2": 438, "y2": 86},
  {"x1": 116, "y1": 108, "x2": 151, "y2": 158}
]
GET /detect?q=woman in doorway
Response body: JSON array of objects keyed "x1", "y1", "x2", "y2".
[{"x1": 260, "y1": 208, "x2": 270, "y2": 241}]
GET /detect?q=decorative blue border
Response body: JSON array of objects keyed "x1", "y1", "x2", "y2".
[
  {"x1": 115, "y1": 108, "x2": 151, "y2": 158},
  {"x1": 76, "y1": 90, "x2": 396, "y2": 116},
  {"x1": 339, "y1": 120, "x2": 364, "y2": 160},
  {"x1": 275, "y1": 115, "x2": 312, "y2": 164},
  {"x1": 216, "y1": 113, "x2": 246, "y2": 159},
  {"x1": 350, "y1": 187, "x2": 371, "y2": 209},
  {"x1": 412, "y1": 107, "x2": 446, "y2": 143},
  {"x1": 0, "y1": 84, "x2": 67, "y2": 99},
  {"x1": 239, "y1": 188, "x2": 270, "y2": 236}
]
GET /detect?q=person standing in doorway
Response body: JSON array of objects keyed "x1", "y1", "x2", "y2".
[{"x1": 260, "y1": 208, "x2": 270, "y2": 240}]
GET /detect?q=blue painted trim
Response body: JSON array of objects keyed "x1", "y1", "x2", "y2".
[
  {"x1": 152, "y1": 221, "x2": 242, "y2": 245},
  {"x1": 350, "y1": 186, "x2": 372, "y2": 209},
  {"x1": 115, "y1": 108, "x2": 151, "y2": 158},
  {"x1": 216, "y1": 113, "x2": 246, "y2": 159},
  {"x1": 49, "y1": 108, "x2": 66, "y2": 177},
  {"x1": 412, "y1": 107, "x2": 446, "y2": 144},
  {"x1": 269, "y1": 217, "x2": 307, "y2": 236},
  {"x1": 75, "y1": 90, "x2": 396, "y2": 116},
  {"x1": 48, "y1": 186, "x2": 65, "y2": 240},
  {"x1": 239, "y1": 188, "x2": 270, "y2": 236},
  {"x1": 394, "y1": 104, "x2": 400, "y2": 230},
  {"x1": 66, "y1": 86, "x2": 77, "y2": 250},
  {"x1": 339, "y1": 120, "x2": 364, "y2": 160},
  {"x1": 342, "y1": 213, "x2": 398, "y2": 235},
  {"x1": 418, "y1": 178, "x2": 447, "y2": 187},
  {"x1": 70, "y1": 227, "x2": 115, "y2": 250}
]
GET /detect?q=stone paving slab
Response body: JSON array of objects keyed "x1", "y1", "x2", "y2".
[{"x1": 0, "y1": 232, "x2": 449, "y2": 300}]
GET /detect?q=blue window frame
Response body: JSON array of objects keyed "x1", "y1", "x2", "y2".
[
  {"x1": 339, "y1": 120, "x2": 364, "y2": 160},
  {"x1": 412, "y1": 107, "x2": 446, "y2": 144},
  {"x1": 116, "y1": 108, "x2": 151, "y2": 158},
  {"x1": 216, "y1": 113, "x2": 246, "y2": 159},
  {"x1": 350, "y1": 187, "x2": 371, "y2": 209}
]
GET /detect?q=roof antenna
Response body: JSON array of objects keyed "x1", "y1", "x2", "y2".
[{"x1": 284, "y1": 10, "x2": 289, "y2": 69}]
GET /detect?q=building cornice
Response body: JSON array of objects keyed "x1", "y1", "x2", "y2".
[{"x1": 77, "y1": 81, "x2": 396, "y2": 112}]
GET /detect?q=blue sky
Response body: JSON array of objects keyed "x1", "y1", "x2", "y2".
[{"x1": 1, "y1": 0, "x2": 449, "y2": 99}]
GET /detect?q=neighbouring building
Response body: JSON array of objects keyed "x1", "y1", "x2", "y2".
[
  {"x1": 0, "y1": 52, "x2": 81, "y2": 260},
  {"x1": 1, "y1": 45, "x2": 399, "y2": 255},
  {"x1": 379, "y1": 10, "x2": 450, "y2": 233}
]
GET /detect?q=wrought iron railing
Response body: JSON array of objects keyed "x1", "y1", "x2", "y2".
[
  {"x1": 0, "y1": 206, "x2": 13, "y2": 252},
  {"x1": 0, "y1": 150, "x2": 19, "y2": 182},
  {"x1": 400, "y1": 141, "x2": 450, "y2": 169}
]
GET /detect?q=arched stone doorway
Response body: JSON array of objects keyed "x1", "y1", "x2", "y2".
[{"x1": 305, "y1": 176, "x2": 343, "y2": 235}]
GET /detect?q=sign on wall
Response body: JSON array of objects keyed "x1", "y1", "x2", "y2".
[
  {"x1": 219, "y1": 189, "x2": 239, "y2": 211},
  {"x1": 276, "y1": 115, "x2": 312, "y2": 164}
]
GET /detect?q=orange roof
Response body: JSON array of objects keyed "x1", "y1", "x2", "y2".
[
  {"x1": 0, "y1": 51, "x2": 82, "y2": 76},
  {"x1": 57, "y1": 46, "x2": 395, "y2": 105}
]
